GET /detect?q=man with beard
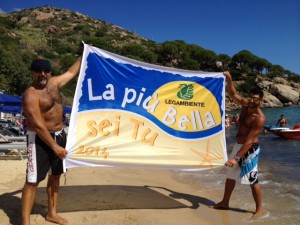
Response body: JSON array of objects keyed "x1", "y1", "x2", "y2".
[
  {"x1": 210, "y1": 71, "x2": 265, "y2": 217},
  {"x1": 22, "y1": 57, "x2": 81, "y2": 225}
]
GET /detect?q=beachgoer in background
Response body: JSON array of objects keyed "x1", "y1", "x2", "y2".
[
  {"x1": 225, "y1": 114, "x2": 231, "y2": 128},
  {"x1": 21, "y1": 116, "x2": 27, "y2": 134},
  {"x1": 231, "y1": 113, "x2": 240, "y2": 128},
  {"x1": 276, "y1": 114, "x2": 288, "y2": 127},
  {"x1": 210, "y1": 71, "x2": 265, "y2": 217},
  {"x1": 15, "y1": 118, "x2": 21, "y2": 126},
  {"x1": 21, "y1": 56, "x2": 81, "y2": 225},
  {"x1": 235, "y1": 114, "x2": 239, "y2": 127}
]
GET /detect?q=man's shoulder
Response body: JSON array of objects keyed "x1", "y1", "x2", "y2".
[
  {"x1": 23, "y1": 86, "x2": 42, "y2": 100},
  {"x1": 256, "y1": 111, "x2": 266, "y2": 126},
  {"x1": 24, "y1": 86, "x2": 36, "y2": 94}
]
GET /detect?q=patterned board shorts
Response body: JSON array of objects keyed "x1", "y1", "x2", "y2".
[{"x1": 227, "y1": 142, "x2": 260, "y2": 185}]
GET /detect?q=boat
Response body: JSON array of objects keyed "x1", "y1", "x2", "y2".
[
  {"x1": 264, "y1": 125, "x2": 289, "y2": 131},
  {"x1": 264, "y1": 124, "x2": 300, "y2": 140}
]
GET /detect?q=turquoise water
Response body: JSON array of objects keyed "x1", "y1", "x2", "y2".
[{"x1": 175, "y1": 106, "x2": 300, "y2": 225}]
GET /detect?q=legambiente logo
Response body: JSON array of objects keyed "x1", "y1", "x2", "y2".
[
  {"x1": 177, "y1": 84, "x2": 193, "y2": 100},
  {"x1": 147, "y1": 81, "x2": 221, "y2": 133}
]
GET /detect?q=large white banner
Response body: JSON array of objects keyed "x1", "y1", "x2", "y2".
[{"x1": 65, "y1": 44, "x2": 227, "y2": 170}]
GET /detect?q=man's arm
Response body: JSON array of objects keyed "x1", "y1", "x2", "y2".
[
  {"x1": 225, "y1": 116, "x2": 265, "y2": 167},
  {"x1": 235, "y1": 118, "x2": 264, "y2": 158},
  {"x1": 224, "y1": 71, "x2": 248, "y2": 106},
  {"x1": 55, "y1": 57, "x2": 82, "y2": 89},
  {"x1": 22, "y1": 90, "x2": 67, "y2": 159}
]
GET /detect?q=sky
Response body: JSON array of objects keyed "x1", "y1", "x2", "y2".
[{"x1": 1, "y1": 0, "x2": 299, "y2": 74}]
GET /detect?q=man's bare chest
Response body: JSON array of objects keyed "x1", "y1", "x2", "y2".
[{"x1": 39, "y1": 88, "x2": 62, "y2": 112}]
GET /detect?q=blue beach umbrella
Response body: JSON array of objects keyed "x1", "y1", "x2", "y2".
[{"x1": 0, "y1": 93, "x2": 22, "y2": 106}]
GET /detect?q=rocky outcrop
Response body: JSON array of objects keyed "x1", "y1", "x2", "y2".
[
  {"x1": 225, "y1": 78, "x2": 300, "y2": 111},
  {"x1": 269, "y1": 84, "x2": 299, "y2": 105},
  {"x1": 261, "y1": 91, "x2": 283, "y2": 107},
  {"x1": 30, "y1": 9, "x2": 54, "y2": 20}
]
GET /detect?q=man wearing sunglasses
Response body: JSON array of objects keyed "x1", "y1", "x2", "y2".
[
  {"x1": 210, "y1": 71, "x2": 265, "y2": 218},
  {"x1": 22, "y1": 57, "x2": 82, "y2": 225}
]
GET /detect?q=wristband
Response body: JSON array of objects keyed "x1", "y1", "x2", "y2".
[{"x1": 234, "y1": 156, "x2": 240, "y2": 163}]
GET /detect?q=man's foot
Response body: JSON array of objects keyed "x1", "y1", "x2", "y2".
[
  {"x1": 209, "y1": 202, "x2": 229, "y2": 210},
  {"x1": 253, "y1": 209, "x2": 267, "y2": 218},
  {"x1": 45, "y1": 214, "x2": 68, "y2": 225}
]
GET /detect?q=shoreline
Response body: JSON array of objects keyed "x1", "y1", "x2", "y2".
[{"x1": 0, "y1": 159, "x2": 271, "y2": 225}]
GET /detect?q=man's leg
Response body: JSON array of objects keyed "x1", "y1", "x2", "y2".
[
  {"x1": 22, "y1": 182, "x2": 39, "y2": 225},
  {"x1": 210, "y1": 178, "x2": 236, "y2": 209},
  {"x1": 250, "y1": 183, "x2": 265, "y2": 217},
  {"x1": 45, "y1": 175, "x2": 68, "y2": 225}
]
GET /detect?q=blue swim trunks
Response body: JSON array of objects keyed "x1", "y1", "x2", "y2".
[{"x1": 227, "y1": 143, "x2": 260, "y2": 185}]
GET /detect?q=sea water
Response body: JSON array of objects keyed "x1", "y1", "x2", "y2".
[{"x1": 174, "y1": 106, "x2": 300, "y2": 225}]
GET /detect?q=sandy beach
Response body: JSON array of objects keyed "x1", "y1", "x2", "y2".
[{"x1": 0, "y1": 158, "x2": 271, "y2": 225}]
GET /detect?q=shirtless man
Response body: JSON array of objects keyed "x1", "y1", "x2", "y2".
[
  {"x1": 22, "y1": 57, "x2": 81, "y2": 225},
  {"x1": 210, "y1": 71, "x2": 265, "y2": 217}
]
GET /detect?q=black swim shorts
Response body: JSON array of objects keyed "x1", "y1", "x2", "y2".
[{"x1": 26, "y1": 129, "x2": 66, "y2": 183}]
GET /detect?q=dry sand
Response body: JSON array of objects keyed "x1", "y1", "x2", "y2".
[{"x1": 0, "y1": 159, "x2": 269, "y2": 225}]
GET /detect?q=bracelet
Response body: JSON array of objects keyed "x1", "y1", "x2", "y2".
[{"x1": 234, "y1": 156, "x2": 240, "y2": 163}]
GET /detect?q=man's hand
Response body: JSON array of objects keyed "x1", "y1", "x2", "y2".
[
  {"x1": 225, "y1": 158, "x2": 238, "y2": 167},
  {"x1": 52, "y1": 144, "x2": 68, "y2": 160},
  {"x1": 223, "y1": 71, "x2": 232, "y2": 82}
]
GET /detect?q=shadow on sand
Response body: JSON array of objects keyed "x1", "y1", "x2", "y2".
[
  {"x1": 0, "y1": 189, "x2": 47, "y2": 225},
  {"x1": 0, "y1": 185, "x2": 219, "y2": 224}
]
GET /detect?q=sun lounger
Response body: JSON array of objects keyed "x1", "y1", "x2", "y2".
[{"x1": 0, "y1": 141, "x2": 27, "y2": 160}]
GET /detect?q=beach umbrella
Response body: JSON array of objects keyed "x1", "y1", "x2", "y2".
[
  {"x1": 0, "y1": 93, "x2": 22, "y2": 106},
  {"x1": 0, "y1": 105, "x2": 22, "y2": 114},
  {"x1": 63, "y1": 106, "x2": 72, "y2": 114}
]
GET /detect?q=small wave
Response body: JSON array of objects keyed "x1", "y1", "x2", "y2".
[
  {"x1": 242, "y1": 211, "x2": 270, "y2": 223},
  {"x1": 283, "y1": 190, "x2": 300, "y2": 202}
]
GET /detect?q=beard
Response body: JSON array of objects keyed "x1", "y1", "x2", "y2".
[
  {"x1": 39, "y1": 77, "x2": 48, "y2": 86},
  {"x1": 248, "y1": 102, "x2": 259, "y2": 108}
]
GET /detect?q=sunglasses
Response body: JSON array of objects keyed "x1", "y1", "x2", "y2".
[
  {"x1": 247, "y1": 96, "x2": 261, "y2": 102},
  {"x1": 33, "y1": 70, "x2": 51, "y2": 73}
]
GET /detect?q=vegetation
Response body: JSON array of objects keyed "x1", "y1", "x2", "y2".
[{"x1": 0, "y1": 6, "x2": 299, "y2": 104}]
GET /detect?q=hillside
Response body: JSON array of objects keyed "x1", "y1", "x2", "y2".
[{"x1": 0, "y1": 6, "x2": 299, "y2": 108}]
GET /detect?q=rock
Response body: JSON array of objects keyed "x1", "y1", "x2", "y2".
[
  {"x1": 48, "y1": 25, "x2": 60, "y2": 33},
  {"x1": 225, "y1": 79, "x2": 300, "y2": 111},
  {"x1": 284, "y1": 102, "x2": 293, "y2": 107},
  {"x1": 30, "y1": 9, "x2": 54, "y2": 20},
  {"x1": 260, "y1": 80, "x2": 273, "y2": 91},
  {"x1": 269, "y1": 84, "x2": 299, "y2": 104},
  {"x1": 261, "y1": 91, "x2": 283, "y2": 107},
  {"x1": 273, "y1": 77, "x2": 287, "y2": 85}
]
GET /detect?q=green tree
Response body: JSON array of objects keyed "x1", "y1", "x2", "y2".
[
  {"x1": 0, "y1": 46, "x2": 32, "y2": 95},
  {"x1": 197, "y1": 50, "x2": 217, "y2": 71},
  {"x1": 179, "y1": 57, "x2": 199, "y2": 70},
  {"x1": 232, "y1": 50, "x2": 255, "y2": 67},
  {"x1": 141, "y1": 50, "x2": 157, "y2": 63},
  {"x1": 250, "y1": 57, "x2": 270, "y2": 74},
  {"x1": 269, "y1": 64, "x2": 285, "y2": 77},
  {"x1": 236, "y1": 77, "x2": 257, "y2": 94},
  {"x1": 158, "y1": 41, "x2": 180, "y2": 66},
  {"x1": 216, "y1": 54, "x2": 232, "y2": 71},
  {"x1": 95, "y1": 27, "x2": 108, "y2": 37},
  {"x1": 121, "y1": 44, "x2": 145, "y2": 58}
]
